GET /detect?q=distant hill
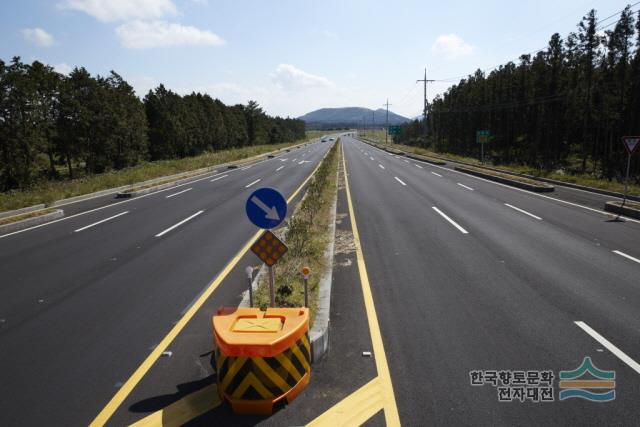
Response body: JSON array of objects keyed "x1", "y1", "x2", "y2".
[{"x1": 299, "y1": 107, "x2": 410, "y2": 129}]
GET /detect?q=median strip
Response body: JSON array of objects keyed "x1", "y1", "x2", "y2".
[{"x1": 155, "y1": 210, "x2": 204, "y2": 237}]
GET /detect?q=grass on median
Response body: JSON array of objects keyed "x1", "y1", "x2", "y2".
[
  {"x1": 0, "y1": 138, "x2": 315, "y2": 213},
  {"x1": 253, "y1": 140, "x2": 341, "y2": 321}
]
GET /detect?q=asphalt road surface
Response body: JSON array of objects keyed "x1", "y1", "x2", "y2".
[
  {"x1": 2, "y1": 134, "x2": 640, "y2": 426},
  {"x1": 343, "y1": 135, "x2": 640, "y2": 425},
  {"x1": 0, "y1": 140, "x2": 333, "y2": 426}
]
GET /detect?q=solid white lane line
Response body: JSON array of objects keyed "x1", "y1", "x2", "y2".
[
  {"x1": 166, "y1": 187, "x2": 192, "y2": 198},
  {"x1": 74, "y1": 211, "x2": 129, "y2": 233},
  {"x1": 432, "y1": 207, "x2": 469, "y2": 234},
  {"x1": 457, "y1": 183, "x2": 474, "y2": 191},
  {"x1": 575, "y1": 321, "x2": 640, "y2": 375},
  {"x1": 379, "y1": 164, "x2": 385, "y2": 170},
  {"x1": 240, "y1": 165, "x2": 252, "y2": 170},
  {"x1": 613, "y1": 250, "x2": 640, "y2": 265},
  {"x1": 210, "y1": 174, "x2": 228, "y2": 182},
  {"x1": 245, "y1": 179, "x2": 261, "y2": 188},
  {"x1": 276, "y1": 166, "x2": 284, "y2": 172},
  {"x1": 504, "y1": 203, "x2": 542, "y2": 220},
  {"x1": 155, "y1": 210, "x2": 204, "y2": 237},
  {"x1": 431, "y1": 172, "x2": 442, "y2": 177},
  {"x1": 394, "y1": 177, "x2": 407, "y2": 186},
  {"x1": 414, "y1": 164, "x2": 423, "y2": 169}
]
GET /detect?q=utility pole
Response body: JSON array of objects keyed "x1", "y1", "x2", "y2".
[
  {"x1": 416, "y1": 68, "x2": 435, "y2": 140},
  {"x1": 382, "y1": 99, "x2": 392, "y2": 144}
]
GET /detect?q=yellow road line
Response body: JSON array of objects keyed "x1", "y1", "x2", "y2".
[
  {"x1": 307, "y1": 378, "x2": 384, "y2": 427},
  {"x1": 340, "y1": 142, "x2": 401, "y2": 426},
  {"x1": 129, "y1": 384, "x2": 221, "y2": 427},
  {"x1": 90, "y1": 148, "x2": 329, "y2": 427}
]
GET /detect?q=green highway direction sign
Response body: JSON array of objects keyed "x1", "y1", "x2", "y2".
[
  {"x1": 476, "y1": 130, "x2": 490, "y2": 144},
  {"x1": 388, "y1": 125, "x2": 402, "y2": 136}
]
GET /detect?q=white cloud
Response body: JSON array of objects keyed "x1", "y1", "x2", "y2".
[
  {"x1": 54, "y1": 62, "x2": 73, "y2": 75},
  {"x1": 432, "y1": 34, "x2": 473, "y2": 59},
  {"x1": 271, "y1": 64, "x2": 334, "y2": 91},
  {"x1": 115, "y1": 20, "x2": 225, "y2": 49},
  {"x1": 59, "y1": 0, "x2": 177, "y2": 22},
  {"x1": 21, "y1": 28, "x2": 55, "y2": 47}
]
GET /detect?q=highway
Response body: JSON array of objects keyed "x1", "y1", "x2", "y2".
[
  {"x1": 342, "y1": 135, "x2": 640, "y2": 425},
  {"x1": 2, "y1": 134, "x2": 640, "y2": 426},
  {"x1": 0, "y1": 140, "x2": 333, "y2": 426}
]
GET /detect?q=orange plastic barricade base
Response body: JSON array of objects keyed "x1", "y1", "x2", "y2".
[{"x1": 213, "y1": 307, "x2": 311, "y2": 415}]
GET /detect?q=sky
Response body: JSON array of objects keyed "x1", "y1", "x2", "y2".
[{"x1": 0, "y1": 0, "x2": 631, "y2": 118}]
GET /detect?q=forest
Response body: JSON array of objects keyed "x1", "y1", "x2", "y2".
[
  {"x1": 0, "y1": 57, "x2": 305, "y2": 192},
  {"x1": 397, "y1": 6, "x2": 640, "y2": 182}
]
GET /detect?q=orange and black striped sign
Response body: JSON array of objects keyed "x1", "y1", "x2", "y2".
[{"x1": 216, "y1": 333, "x2": 310, "y2": 401}]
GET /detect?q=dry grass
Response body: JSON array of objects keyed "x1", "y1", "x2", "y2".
[
  {"x1": 1, "y1": 138, "x2": 315, "y2": 213},
  {"x1": 253, "y1": 140, "x2": 341, "y2": 321}
]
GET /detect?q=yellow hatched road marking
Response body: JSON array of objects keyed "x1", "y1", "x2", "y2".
[
  {"x1": 307, "y1": 378, "x2": 384, "y2": 427},
  {"x1": 307, "y1": 142, "x2": 401, "y2": 426},
  {"x1": 129, "y1": 384, "x2": 221, "y2": 427},
  {"x1": 90, "y1": 147, "x2": 330, "y2": 427}
]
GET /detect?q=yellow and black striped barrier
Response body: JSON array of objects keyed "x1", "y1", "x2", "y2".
[{"x1": 213, "y1": 307, "x2": 310, "y2": 414}]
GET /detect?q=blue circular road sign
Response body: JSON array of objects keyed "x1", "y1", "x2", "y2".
[{"x1": 245, "y1": 187, "x2": 287, "y2": 229}]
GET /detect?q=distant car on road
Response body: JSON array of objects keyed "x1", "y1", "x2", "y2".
[{"x1": 329, "y1": 137, "x2": 335, "y2": 141}]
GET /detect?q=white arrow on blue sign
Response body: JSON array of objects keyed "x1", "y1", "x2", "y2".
[{"x1": 245, "y1": 187, "x2": 287, "y2": 229}]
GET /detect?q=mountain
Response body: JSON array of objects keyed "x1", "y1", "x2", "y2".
[{"x1": 299, "y1": 107, "x2": 410, "y2": 129}]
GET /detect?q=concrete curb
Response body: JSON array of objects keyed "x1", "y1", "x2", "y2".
[
  {"x1": 0, "y1": 209, "x2": 64, "y2": 234},
  {"x1": 0, "y1": 204, "x2": 45, "y2": 220},
  {"x1": 604, "y1": 201, "x2": 640, "y2": 219},
  {"x1": 455, "y1": 166, "x2": 555, "y2": 192},
  {"x1": 405, "y1": 153, "x2": 447, "y2": 166},
  {"x1": 308, "y1": 175, "x2": 338, "y2": 363}
]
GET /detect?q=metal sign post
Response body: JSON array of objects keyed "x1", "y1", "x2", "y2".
[
  {"x1": 245, "y1": 266, "x2": 254, "y2": 307},
  {"x1": 621, "y1": 136, "x2": 640, "y2": 208},
  {"x1": 302, "y1": 266, "x2": 310, "y2": 308},
  {"x1": 269, "y1": 266, "x2": 276, "y2": 307},
  {"x1": 476, "y1": 130, "x2": 490, "y2": 164}
]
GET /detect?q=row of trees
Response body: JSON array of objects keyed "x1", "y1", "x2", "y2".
[
  {"x1": 396, "y1": 6, "x2": 640, "y2": 181},
  {"x1": 0, "y1": 57, "x2": 305, "y2": 191}
]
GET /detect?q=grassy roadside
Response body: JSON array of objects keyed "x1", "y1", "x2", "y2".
[
  {"x1": 362, "y1": 129, "x2": 640, "y2": 196},
  {"x1": 253, "y1": 139, "x2": 341, "y2": 321},
  {"x1": 0, "y1": 137, "x2": 316, "y2": 213}
]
